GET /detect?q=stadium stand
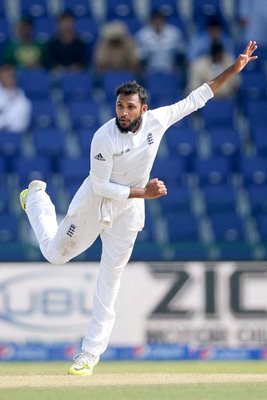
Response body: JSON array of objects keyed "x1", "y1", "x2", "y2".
[{"x1": 0, "y1": 0, "x2": 267, "y2": 261}]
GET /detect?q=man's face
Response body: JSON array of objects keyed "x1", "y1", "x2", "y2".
[{"x1": 115, "y1": 93, "x2": 147, "y2": 133}]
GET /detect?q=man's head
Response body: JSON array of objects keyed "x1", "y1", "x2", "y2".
[
  {"x1": 115, "y1": 81, "x2": 148, "y2": 133},
  {"x1": 207, "y1": 16, "x2": 223, "y2": 41},
  {"x1": 150, "y1": 10, "x2": 166, "y2": 33},
  {"x1": 57, "y1": 11, "x2": 75, "y2": 41},
  {"x1": 0, "y1": 64, "x2": 17, "y2": 89},
  {"x1": 16, "y1": 16, "x2": 33, "y2": 42}
]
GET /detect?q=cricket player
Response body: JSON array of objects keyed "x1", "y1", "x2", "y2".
[{"x1": 20, "y1": 41, "x2": 257, "y2": 375}]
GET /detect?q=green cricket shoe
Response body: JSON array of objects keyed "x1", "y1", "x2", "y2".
[
  {"x1": 20, "y1": 180, "x2": 47, "y2": 210},
  {"x1": 68, "y1": 351, "x2": 99, "y2": 376}
]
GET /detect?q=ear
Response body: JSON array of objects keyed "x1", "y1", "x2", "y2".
[{"x1": 141, "y1": 104, "x2": 148, "y2": 114}]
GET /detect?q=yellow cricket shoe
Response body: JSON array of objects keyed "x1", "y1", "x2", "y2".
[
  {"x1": 19, "y1": 180, "x2": 47, "y2": 210},
  {"x1": 68, "y1": 352, "x2": 99, "y2": 376}
]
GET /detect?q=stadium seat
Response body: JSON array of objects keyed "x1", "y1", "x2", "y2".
[
  {"x1": 208, "y1": 127, "x2": 240, "y2": 157},
  {"x1": 246, "y1": 184, "x2": 267, "y2": 215},
  {"x1": 151, "y1": 156, "x2": 187, "y2": 184},
  {"x1": 202, "y1": 183, "x2": 237, "y2": 214},
  {"x1": 209, "y1": 211, "x2": 245, "y2": 242},
  {"x1": 20, "y1": 0, "x2": 49, "y2": 18},
  {"x1": 0, "y1": 185, "x2": 11, "y2": 214},
  {"x1": 18, "y1": 68, "x2": 52, "y2": 99},
  {"x1": 201, "y1": 99, "x2": 235, "y2": 129},
  {"x1": 245, "y1": 99, "x2": 267, "y2": 128},
  {"x1": 14, "y1": 155, "x2": 51, "y2": 188},
  {"x1": 255, "y1": 212, "x2": 267, "y2": 242},
  {"x1": 0, "y1": 157, "x2": 5, "y2": 185},
  {"x1": 192, "y1": 0, "x2": 225, "y2": 31},
  {"x1": 68, "y1": 100, "x2": 101, "y2": 130},
  {"x1": 31, "y1": 99, "x2": 57, "y2": 128},
  {"x1": 136, "y1": 207, "x2": 155, "y2": 243},
  {"x1": 0, "y1": 132, "x2": 23, "y2": 172},
  {"x1": 238, "y1": 155, "x2": 267, "y2": 185},
  {"x1": 148, "y1": 0, "x2": 179, "y2": 17},
  {"x1": 158, "y1": 183, "x2": 192, "y2": 214},
  {"x1": 59, "y1": 71, "x2": 93, "y2": 102},
  {"x1": 32, "y1": 128, "x2": 65, "y2": 171},
  {"x1": 144, "y1": 72, "x2": 184, "y2": 102},
  {"x1": 105, "y1": 0, "x2": 137, "y2": 19},
  {"x1": 0, "y1": 0, "x2": 6, "y2": 16},
  {"x1": 76, "y1": 128, "x2": 95, "y2": 155},
  {"x1": 251, "y1": 126, "x2": 267, "y2": 156},
  {"x1": 75, "y1": 17, "x2": 99, "y2": 58},
  {"x1": 0, "y1": 17, "x2": 9, "y2": 62},
  {"x1": 59, "y1": 156, "x2": 90, "y2": 190},
  {"x1": 239, "y1": 70, "x2": 267, "y2": 100},
  {"x1": 63, "y1": 0, "x2": 92, "y2": 17},
  {"x1": 165, "y1": 211, "x2": 200, "y2": 242},
  {"x1": 100, "y1": 71, "x2": 137, "y2": 100},
  {"x1": 0, "y1": 214, "x2": 19, "y2": 242},
  {"x1": 194, "y1": 156, "x2": 232, "y2": 185},
  {"x1": 32, "y1": 15, "x2": 56, "y2": 42},
  {"x1": 165, "y1": 125, "x2": 197, "y2": 170}
]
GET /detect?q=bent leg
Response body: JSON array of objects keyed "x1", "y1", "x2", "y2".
[
  {"x1": 25, "y1": 179, "x2": 103, "y2": 264},
  {"x1": 82, "y1": 219, "x2": 138, "y2": 356}
]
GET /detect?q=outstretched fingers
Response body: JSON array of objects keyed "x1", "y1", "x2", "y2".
[{"x1": 244, "y1": 40, "x2": 258, "y2": 58}]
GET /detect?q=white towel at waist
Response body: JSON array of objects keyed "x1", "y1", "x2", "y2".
[{"x1": 99, "y1": 197, "x2": 113, "y2": 228}]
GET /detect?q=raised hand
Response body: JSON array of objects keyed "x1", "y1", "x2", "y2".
[{"x1": 234, "y1": 40, "x2": 258, "y2": 73}]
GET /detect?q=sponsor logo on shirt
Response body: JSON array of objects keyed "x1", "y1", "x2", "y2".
[
  {"x1": 113, "y1": 148, "x2": 130, "y2": 158},
  {"x1": 147, "y1": 132, "x2": 154, "y2": 145},
  {"x1": 94, "y1": 153, "x2": 106, "y2": 161}
]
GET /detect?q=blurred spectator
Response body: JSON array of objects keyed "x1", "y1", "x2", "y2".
[
  {"x1": 93, "y1": 21, "x2": 140, "y2": 72},
  {"x1": 0, "y1": 64, "x2": 31, "y2": 132},
  {"x1": 135, "y1": 9, "x2": 185, "y2": 73},
  {"x1": 45, "y1": 11, "x2": 86, "y2": 71},
  {"x1": 187, "y1": 16, "x2": 234, "y2": 62},
  {"x1": 187, "y1": 41, "x2": 240, "y2": 98},
  {"x1": 3, "y1": 17, "x2": 45, "y2": 68},
  {"x1": 238, "y1": 0, "x2": 267, "y2": 48}
]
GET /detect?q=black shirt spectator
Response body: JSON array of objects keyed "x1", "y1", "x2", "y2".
[{"x1": 45, "y1": 11, "x2": 86, "y2": 71}]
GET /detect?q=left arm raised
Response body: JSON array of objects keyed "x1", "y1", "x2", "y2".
[{"x1": 207, "y1": 40, "x2": 258, "y2": 94}]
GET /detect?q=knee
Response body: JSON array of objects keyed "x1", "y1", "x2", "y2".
[
  {"x1": 47, "y1": 256, "x2": 68, "y2": 265},
  {"x1": 40, "y1": 246, "x2": 69, "y2": 265}
]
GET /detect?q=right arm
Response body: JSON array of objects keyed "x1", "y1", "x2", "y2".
[{"x1": 90, "y1": 132, "x2": 167, "y2": 201}]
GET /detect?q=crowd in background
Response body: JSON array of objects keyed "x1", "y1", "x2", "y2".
[
  {"x1": 1, "y1": 0, "x2": 266, "y2": 134},
  {"x1": 1, "y1": 0, "x2": 267, "y2": 262}
]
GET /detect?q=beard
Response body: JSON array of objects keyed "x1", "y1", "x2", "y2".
[{"x1": 115, "y1": 114, "x2": 143, "y2": 133}]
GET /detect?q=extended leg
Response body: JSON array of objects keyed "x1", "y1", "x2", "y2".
[{"x1": 23, "y1": 179, "x2": 102, "y2": 264}]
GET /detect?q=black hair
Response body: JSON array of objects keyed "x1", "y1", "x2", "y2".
[
  {"x1": 58, "y1": 10, "x2": 74, "y2": 21},
  {"x1": 210, "y1": 41, "x2": 224, "y2": 56},
  {"x1": 116, "y1": 81, "x2": 148, "y2": 105}
]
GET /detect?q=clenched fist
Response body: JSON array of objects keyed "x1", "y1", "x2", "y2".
[{"x1": 144, "y1": 178, "x2": 167, "y2": 199}]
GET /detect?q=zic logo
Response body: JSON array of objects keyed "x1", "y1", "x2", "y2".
[
  {"x1": 147, "y1": 132, "x2": 154, "y2": 145},
  {"x1": 67, "y1": 224, "x2": 76, "y2": 237},
  {"x1": 94, "y1": 153, "x2": 106, "y2": 161}
]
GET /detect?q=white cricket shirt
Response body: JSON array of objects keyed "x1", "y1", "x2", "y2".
[{"x1": 90, "y1": 83, "x2": 213, "y2": 201}]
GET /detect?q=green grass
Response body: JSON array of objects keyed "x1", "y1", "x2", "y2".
[
  {"x1": 0, "y1": 361, "x2": 267, "y2": 400},
  {"x1": 1, "y1": 360, "x2": 267, "y2": 374},
  {"x1": 2, "y1": 383, "x2": 267, "y2": 400}
]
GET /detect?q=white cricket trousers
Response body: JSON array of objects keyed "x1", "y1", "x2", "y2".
[{"x1": 25, "y1": 177, "x2": 143, "y2": 357}]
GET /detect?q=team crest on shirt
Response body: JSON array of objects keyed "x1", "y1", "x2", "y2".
[{"x1": 147, "y1": 132, "x2": 154, "y2": 145}]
